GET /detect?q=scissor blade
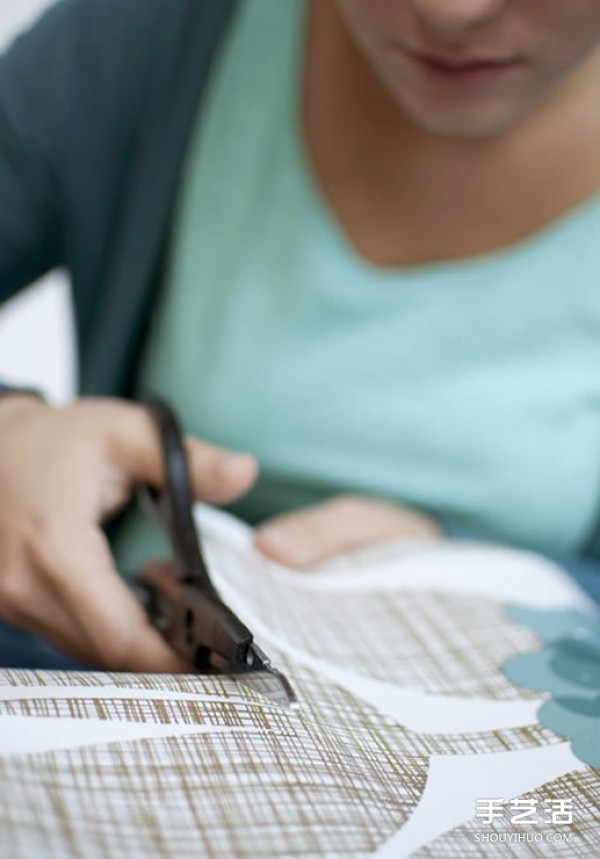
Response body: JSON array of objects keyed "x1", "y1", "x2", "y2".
[{"x1": 237, "y1": 643, "x2": 299, "y2": 710}]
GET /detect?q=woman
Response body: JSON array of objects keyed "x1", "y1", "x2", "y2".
[{"x1": 0, "y1": 0, "x2": 599, "y2": 671}]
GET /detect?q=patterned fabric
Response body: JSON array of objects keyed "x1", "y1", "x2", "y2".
[{"x1": 1, "y1": 506, "x2": 598, "y2": 858}]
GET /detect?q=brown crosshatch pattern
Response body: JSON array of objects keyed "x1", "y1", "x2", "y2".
[
  {"x1": 0, "y1": 664, "x2": 587, "y2": 859},
  {"x1": 0, "y1": 515, "x2": 598, "y2": 858},
  {"x1": 0, "y1": 668, "x2": 430, "y2": 859},
  {"x1": 203, "y1": 530, "x2": 544, "y2": 700}
]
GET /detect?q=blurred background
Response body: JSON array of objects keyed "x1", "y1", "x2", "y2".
[{"x1": 0, "y1": 0, "x2": 75, "y2": 404}]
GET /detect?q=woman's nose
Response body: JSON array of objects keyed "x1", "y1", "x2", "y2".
[{"x1": 410, "y1": 0, "x2": 505, "y2": 33}]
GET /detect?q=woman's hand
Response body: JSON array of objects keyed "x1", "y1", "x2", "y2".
[
  {"x1": 0, "y1": 396, "x2": 257, "y2": 671},
  {"x1": 255, "y1": 494, "x2": 442, "y2": 568}
]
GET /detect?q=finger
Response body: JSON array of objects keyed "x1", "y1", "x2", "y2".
[
  {"x1": 29, "y1": 521, "x2": 191, "y2": 673},
  {"x1": 186, "y1": 438, "x2": 258, "y2": 505},
  {"x1": 255, "y1": 495, "x2": 441, "y2": 567},
  {"x1": 16, "y1": 604, "x2": 96, "y2": 668},
  {"x1": 106, "y1": 401, "x2": 258, "y2": 504},
  {"x1": 0, "y1": 560, "x2": 93, "y2": 665}
]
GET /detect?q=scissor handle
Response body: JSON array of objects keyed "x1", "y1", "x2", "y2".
[
  {"x1": 135, "y1": 398, "x2": 254, "y2": 667},
  {"x1": 135, "y1": 565, "x2": 253, "y2": 670},
  {"x1": 139, "y1": 398, "x2": 218, "y2": 596}
]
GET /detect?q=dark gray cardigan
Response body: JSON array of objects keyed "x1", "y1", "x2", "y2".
[
  {"x1": 0, "y1": 0, "x2": 237, "y2": 395},
  {"x1": 0, "y1": 0, "x2": 598, "y2": 596}
]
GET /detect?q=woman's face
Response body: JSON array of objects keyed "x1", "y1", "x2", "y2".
[{"x1": 333, "y1": 0, "x2": 600, "y2": 137}]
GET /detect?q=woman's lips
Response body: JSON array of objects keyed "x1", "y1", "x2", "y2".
[{"x1": 402, "y1": 46, "x2": 524, "y2": 86}]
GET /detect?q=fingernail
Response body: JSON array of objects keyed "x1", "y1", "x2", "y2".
[
  {"x1": 256, "y1": 527, "x2": 307, "y2": 567},
  {"x1": 257, "y1": 526, "x2": 289, "y2": 550},
  {"x1": 216, "y1": 452, "x2": 256, "y2": 479}
]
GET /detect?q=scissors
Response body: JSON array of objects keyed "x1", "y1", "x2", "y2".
[{"x1": 131, "y1": 398, "x2": 298, "y2": 710}]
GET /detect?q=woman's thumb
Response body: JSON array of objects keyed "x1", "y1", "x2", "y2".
[
  {"x1": 185, "y1": 437, "x2": 258, "y2": 504},
  {"x1": 106, "y1": 400, "x2": 258, "y2": 505}
]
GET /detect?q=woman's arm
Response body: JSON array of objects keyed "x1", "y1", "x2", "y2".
[
  {"x1": 0, "y1": 2, "x2": 76, "y2": 302},
  {"x1": 0, "y1": 2, "x2": 76, "y2": 401}
]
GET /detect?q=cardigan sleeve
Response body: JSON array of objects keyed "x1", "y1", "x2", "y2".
[
  {"x1": 0, "y1": 2, "x2": 79, "y2": 398},
  {"x1": 0, "y1": 2, "x2": 78, "y2": 302},
  {"x1": 0, "y1": 0, "x2": 235, "y2": 399}
]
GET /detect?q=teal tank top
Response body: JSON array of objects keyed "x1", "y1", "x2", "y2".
[{"x1": 114, "y1": 0, "x2": 600, "y2": 571}]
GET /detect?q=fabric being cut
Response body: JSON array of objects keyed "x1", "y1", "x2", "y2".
[{"x1": 0, "y1": 505, "x2": 598, "y2": 858}]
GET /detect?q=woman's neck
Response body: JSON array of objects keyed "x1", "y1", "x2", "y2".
[{"x1": 303, "y1": 0, "x2": 600, "y2": 267}]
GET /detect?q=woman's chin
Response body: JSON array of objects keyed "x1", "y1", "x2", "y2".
[{"x1": 393, "y1": 92, "x2": 539, "y2": 139}]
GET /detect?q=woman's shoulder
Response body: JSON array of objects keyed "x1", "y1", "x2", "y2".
[
  {"x1": 0, "y1": 0, "x2": 238, "y2": 158},
  {"x1": 2, "y1": 0, "x2": 237, "y2": 86}
]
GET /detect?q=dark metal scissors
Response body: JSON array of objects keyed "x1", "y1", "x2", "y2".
[{"x1": 131, "y1": 399, "x2": 298, "y2": 710}]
